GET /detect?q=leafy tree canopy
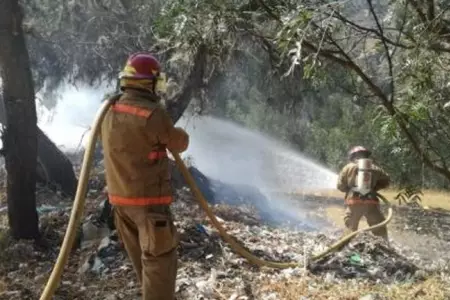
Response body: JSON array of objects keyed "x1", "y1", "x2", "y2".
[{"x1": 23, "y1": 0, "x2": 450, "y2": 188}]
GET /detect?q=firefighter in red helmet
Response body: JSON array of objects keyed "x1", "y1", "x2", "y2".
[
  {"x1": 100, "y1": 52, "x2": 188, "y2": 300},
  {"x1": 337, "y1": 146, "x2": 390, "y2": 241}
]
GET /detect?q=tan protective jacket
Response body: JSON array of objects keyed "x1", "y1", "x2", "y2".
[
  {"x1": 100, "y1": 89, "x2": 189, "y2": 206},
  {"x1": 337, "y1": 161, "x2": 390, "y2": 204}
]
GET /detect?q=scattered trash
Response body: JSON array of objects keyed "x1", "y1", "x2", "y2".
[
  {"x1": 308, "y1": 233, "x2": 420, "y2": 283},
  {"x1": 0, "y1": 156, "x2": 449, "y2": 299},
  {"x1": 349, "y1": 253, "x2": 363, "y2": 266}
]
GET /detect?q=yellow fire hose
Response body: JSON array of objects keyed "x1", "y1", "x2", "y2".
[{"x1": 39, "y1": 99, "x2": 393, "y2": 299}]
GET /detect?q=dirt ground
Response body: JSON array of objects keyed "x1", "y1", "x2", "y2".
[
  {"x1": 299, "y1": 189, "x2": 450, "y2": 210},
  {"x1": 0, "y1": 186, "x2": 450, "y2": 299}
]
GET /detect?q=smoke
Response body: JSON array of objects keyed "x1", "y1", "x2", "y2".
[
  {"x1": 38, "y1": 85, "x2": 338, "y2": 229},
  {"x1": 37, "y1": 82, "x2": 112, "y2": 150}
]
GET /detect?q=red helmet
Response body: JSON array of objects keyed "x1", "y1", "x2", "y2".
[
  {"x1": 119, "y1": 52, "x2": 161, "y2": 80},
  {"x1": 348, "y1": 146, "x2": 371, "y2": 159}
]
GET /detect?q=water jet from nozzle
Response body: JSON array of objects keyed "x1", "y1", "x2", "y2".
[{"x1": 178, "y1": 116, "x2": 338, "y2": 229}]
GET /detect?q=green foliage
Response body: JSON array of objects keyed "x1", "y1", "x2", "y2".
[
  {"x1": 21, "y1": 0, "x2": 450, "y2": 188},
  {"x1": 270, "y1": 0, "x2": 450, "y2": 187}
]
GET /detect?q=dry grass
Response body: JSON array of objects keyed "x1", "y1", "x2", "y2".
[
  {"x1": 297, "y1": 189, "x2": 450, "y2": 210},
  {"x1": 380, "y1": 189, "x2": 450, "y2": 210},
  {"x1": 258, "y1": 275, "x2": 450, "y2": 300},
  {"x1": 293, "y1": 188, "x2": 450, "y2": 236},
  {"x1": 325, "y1": 205, "x2": 346, "y2": 228}
]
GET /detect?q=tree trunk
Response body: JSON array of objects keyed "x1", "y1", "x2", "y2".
[
  {"x1": 0, "y1": 103, "x2": 78, "y2": 197},
  {"x1": 36, "y1": 127, "x2": 78, "y2": 197},
  {"x1": 166, "y1": 44, "x2": 207, "y2": 123},
  {"x1": 0, "y1": 0, "x2": 39, "y2": 239}
]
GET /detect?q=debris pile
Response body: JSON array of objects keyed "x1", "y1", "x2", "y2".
[
  {"x1": 69, "y1": 190, "x2": 447, "y2": 299},
  {"x1": 308, "y1": 233, "x2": 421, "y2": 283},
  {"x1": 0, "y1": 157, "x2": 450, "y2": 299},
  {"x1": 1, "y1": 186, "x2": 450, "y2": 299}
]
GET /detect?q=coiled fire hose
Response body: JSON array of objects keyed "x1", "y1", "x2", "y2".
[{"x1": 39, "y1": 99, "x2": 394, "y2": 300}]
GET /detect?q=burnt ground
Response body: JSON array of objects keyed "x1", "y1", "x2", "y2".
[{"x1": 0, "y1": 169, "x2": 450, "y2": 299}]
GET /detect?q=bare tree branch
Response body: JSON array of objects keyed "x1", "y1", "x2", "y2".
[
  {"x1": 166, "y1": 44, "x2": 208, "y2": 123},
  {"x1": 332, "y1": 10, "x2": 450, "y2": 53},
  {"x1": 332, "y1": 11, "x2": 409, "y2": 49},
  {"x1": 408, "y1": 0, "x2": 428, "y2": 23},
  {"x1": 427, "y1": 0, "x2": 435, "y2": 21},
  {"x1": 367, "y1": 0, "x2": 394, "y2": 103}
]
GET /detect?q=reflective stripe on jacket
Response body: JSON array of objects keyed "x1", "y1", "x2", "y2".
[{"x1": 345, "y1": 196, "x2": 380, "y2": 205}]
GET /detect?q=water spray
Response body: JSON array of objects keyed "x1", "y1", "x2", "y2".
[{"x1": 39, "y1": 99, "x2": 394, "y2": 300}]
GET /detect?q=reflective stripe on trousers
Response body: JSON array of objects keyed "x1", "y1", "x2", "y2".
[
  {"x1": 109, "y1": 195, "x2": 173, "y2": 206},
  {"x1": 345, "y1": 198, "x2": 379, "y2": 205}
]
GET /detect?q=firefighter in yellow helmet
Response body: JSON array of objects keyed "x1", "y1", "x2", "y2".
[
  {"x1": 100, "y1": 53, "x2": 188, "y2": 300},
  {"x1": 337, "y1": 146, "x2": 390, "y2": 241}
]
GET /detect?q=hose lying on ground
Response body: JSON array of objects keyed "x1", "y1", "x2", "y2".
[{"x1": 39, "y1": 99, "x2": 394, "y2": 300}]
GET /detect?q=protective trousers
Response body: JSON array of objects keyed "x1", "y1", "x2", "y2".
[
  {"x1": 114, "y1": 205, "x2": 179, "y2": 300},
  {"x1": 343, "y1": 204, "x2": 388, "y2": 240}
]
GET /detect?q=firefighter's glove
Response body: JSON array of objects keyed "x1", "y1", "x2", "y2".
[{"x1": 167, "y1": 127, "x2": 189, "y2": 153}]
